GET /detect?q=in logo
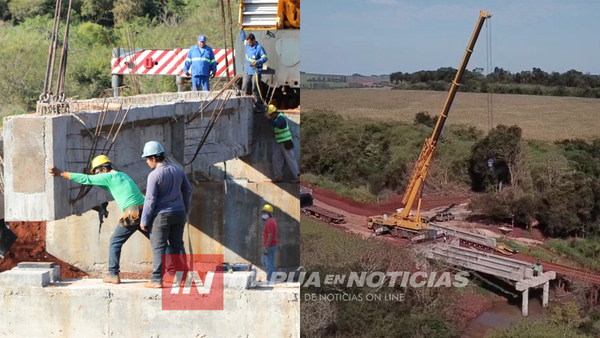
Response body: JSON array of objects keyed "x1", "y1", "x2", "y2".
[{"x1": 162, "y1": 254, "x2": 224, "y2": 310}]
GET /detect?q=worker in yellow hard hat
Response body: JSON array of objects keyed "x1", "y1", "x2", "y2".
[
  {"x1": 261, "y1": 203, "x2": 278, "y2": 283},
  {"x1": 264, "y1": 104, "x2": 300, "y2": 183},
  {"x1": 48, "y1": 154, "x2": 171, "y2": 285}
]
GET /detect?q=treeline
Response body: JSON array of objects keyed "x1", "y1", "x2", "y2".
[
  {"x1": 0, "y1": 0, "x2": 232, "y2": 118},
  {"x1": 0, "y1": 0, "x2": 205, "y2": 26},
  {"x1": 301, "y1": 111, "x2": 600, "y2": 238},
  {"x1": 390, "y1": 67, "x2": 600, "y2": 98}
]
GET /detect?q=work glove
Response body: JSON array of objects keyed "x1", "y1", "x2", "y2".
[{"x1": 250, "y1": 61, "x2": 256, "y2": 68}]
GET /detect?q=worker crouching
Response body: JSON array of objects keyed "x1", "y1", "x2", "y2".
[{"x1": 264, "y1": 104, "x2": 300, "y2": 183}]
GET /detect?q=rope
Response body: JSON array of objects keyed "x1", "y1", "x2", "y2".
[
  {"x1": 219, "y1": 0, "x2": 230, "y2": 82},
  {"x1": 184, "y1": 91, "x2": 233, "y2": 165},
  {"x1": 41, "y1": 0, "x2": 62, "y2": 101},
  {"x1": 55, "y1": 0, "x2": 72, "y2": 101},
  {"x1": 227, "y1": 0, "x2": 236, "y2": 75},
  {"x1": 254, "y1": 67, "x2": 265, "y2": 105},
  {"x1": 485, "y1": 18, "x2": 494, "y2": 132}
]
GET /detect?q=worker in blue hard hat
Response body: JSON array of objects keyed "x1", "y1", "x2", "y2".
[
  {"x1": 183, "y1": 34, "x2": 217, "y2": 91},
  {"x1": 48, "y1": 154, "x2": 171, "y2": 285},
  {"x1": 140, "y1": 141, "x2": 193, "y2": 288}
]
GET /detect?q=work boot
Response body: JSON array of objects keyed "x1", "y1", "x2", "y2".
[
  {"x1": 103, "y1": 274, "x2": 121, "y2": 284},
  {"x1": 144, "y1": 281, "x2": 163, "y2": 289},
  {"x1": 290, "y1": 177, "x2": 300, "y2": 183},
  {"x1": 272, "y1": 177, "x2": 283, "y2": 183}
]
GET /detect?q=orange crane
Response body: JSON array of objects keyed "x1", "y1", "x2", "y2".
[{"x1": 367, "y1": 10, "x2": 492, "y2": 241}]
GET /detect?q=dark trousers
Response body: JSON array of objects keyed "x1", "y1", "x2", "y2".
[
  {"x1": 149, "y1": 210, "x2": 187, "y2": 283},
  {"x1": 108, "y1": 224, "x2": 173, "y2": 275},
  {"x1": 242, "y1": 73, "x2": 264, "y2": 112}
]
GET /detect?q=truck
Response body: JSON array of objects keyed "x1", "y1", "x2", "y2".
[
  {"x1": 367, "y1": 10, "x2": 492, "y2": 242},
  {"x1": 235, "y1": 0, "x2": 300, "y2": 110}
]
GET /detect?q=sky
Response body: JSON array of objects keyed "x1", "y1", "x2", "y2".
[{"x1": 300, "y1": 0, "x2": 600, "y2": 75}]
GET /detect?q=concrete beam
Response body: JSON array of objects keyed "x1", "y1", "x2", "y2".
[
  {"x1": 4, "y1": 92, "x2": 254, "y2": 221},
  {"x1": 515, "y1": 271, "x2": 556, "y2": 291},
  {"x1": 0, "y1": 269, "x2": 50, "y2": 287},
  {"x1": 0, "y1": 279, "x2": 300, "y2": 337}
]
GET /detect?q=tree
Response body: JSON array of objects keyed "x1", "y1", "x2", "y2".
[
  {"x1": 112, "y1": 0, "x2": 144, "y2": 26},
  {"x1": 81, "y1": 0, "x2": 114, "y2": 26},
  {"x1": 8, "y1": 0, "x2": 49, "y2": 20}
]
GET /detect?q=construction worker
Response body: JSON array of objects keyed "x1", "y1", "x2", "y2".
[
  {"x1": 140, "y1": 141, "x2": 192, "y2": 288},
  {"x1": 533, "y1": 259, "x2": 542, "y2": 277},
  {"x1": 183, "y1": 34, "x2": 217, "y2": 91},
  {"x1": 48, "y1": 155, "x2": 168, "y2": 284},
  {"x1": 239, "y1": 29, "x2": 268, "y2": 112},
  {"x1": 265, "y1": 104, "x2": 300, "y2": 183},
  {"x1": 261, "y1": 204, "x2": 278, "y2": 283}
]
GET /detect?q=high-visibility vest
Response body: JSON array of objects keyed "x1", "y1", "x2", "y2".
[{"x1": 273, "y1": 113, "x2": 292, "y2": 144}]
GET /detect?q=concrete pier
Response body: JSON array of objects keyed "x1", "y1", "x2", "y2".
[
  {"x1": 0, "y1": 91, "x2": 301, "y2": 336},
  {"x1": 425, "y1": 244, "x2": 556, "y2": 316}
]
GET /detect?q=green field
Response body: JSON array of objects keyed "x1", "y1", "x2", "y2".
[{"x1": 302, "y1": 89, "x2": 600, "y2": 141}]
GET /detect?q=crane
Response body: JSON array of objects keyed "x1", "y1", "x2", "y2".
[{"x1": 367, "y1": 10, "x2": 492, "y2": 241}]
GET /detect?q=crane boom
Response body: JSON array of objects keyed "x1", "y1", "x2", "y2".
[
  {"x1": 400, "y1": 10, "x2": 491, "y2": 218},
  {"x1": 367, "y1": 10, "x2": 492, "y2": 238}
]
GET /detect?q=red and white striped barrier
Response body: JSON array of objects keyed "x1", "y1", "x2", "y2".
[{"x1": 111, "y1": 48, "x2": 235, "y2": 77}]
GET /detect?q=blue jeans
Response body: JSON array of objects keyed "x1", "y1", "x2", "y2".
[
  {"x1": 108, "y1": 224, "x2": 173, "y2": 275},
  {"x1": 262, "y1": 245, "x2": 278, "y2": 283},
  {"x1": 192, "y1": 76, "x2": 210, "y2": 91},
  {"x1": 149, "y1": 211, "x2": 187, "y2": 283}
]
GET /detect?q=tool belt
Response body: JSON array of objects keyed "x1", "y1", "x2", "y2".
[
  {"x1": 119, "y1": 205, "x2": 143, "y2": 228},
  {"x1": 283, "y1": 139, "x2": 294, "y2": 150}
]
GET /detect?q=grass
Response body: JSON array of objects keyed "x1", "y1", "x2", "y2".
[
  {"x1": 301, "y1": 173, "x2": 377, "y2": 203},
  {"x1": 546, "y1": 237, "x2": 600, "y2": 271},
  {"x1": 302, "y1": 89, "x2": 600, "y2": 141}
]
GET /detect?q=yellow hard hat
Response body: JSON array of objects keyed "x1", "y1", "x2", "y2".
[
  {"x1": 267, "y1": 104, "x2": 277, "y2": 115},
  {"x1": 261, "y1": 204, "x2": 274, "y2": 214},
  {"x1": 91, "y1": 155, "x2": 111, "y2": 171}
]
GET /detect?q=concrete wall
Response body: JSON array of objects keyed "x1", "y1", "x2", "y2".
[
  {"x1": 32, "y1": 92, "x2": 301, "y2": 276},
  {"x1": 4, "y1": 92, "x2": 253, "y2": 221},
  {"x1": 0, "y1": 282, "x2": 300, "y2": 337}
]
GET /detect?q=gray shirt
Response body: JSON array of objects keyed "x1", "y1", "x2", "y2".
[{"x1": 141, "y1": 163, "x2": 192, "y2": 226}]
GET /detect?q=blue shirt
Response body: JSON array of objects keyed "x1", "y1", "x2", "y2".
[
  {"x1": 183, "y1": 44, "x2": 217, "y2": 77},
  {"x1": 141, "y1": 163, "x2": 193, "y2": 226},
  {"x1": 240, "y1": 30, "x2": 268, "y2": 75},
  {"x1": 268, "y1": 114, "x2": 287, "y2": 129}
]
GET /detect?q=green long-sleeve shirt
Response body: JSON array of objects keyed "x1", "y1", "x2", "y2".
[{"x1": 69, "y1": 171, "x2": 145, "y2": 212}]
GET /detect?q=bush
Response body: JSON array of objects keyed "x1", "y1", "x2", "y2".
[{"x1": 413, "y1": 111, "x2": 436, "y2": 128}]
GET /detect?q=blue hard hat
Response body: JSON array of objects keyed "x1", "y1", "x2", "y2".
[
  {"x1": 198, "y1": 35, "x2": 206, "y2": 42},
  {"x1": 142, "y1": 141, "x2": 165, "y2": 158}
]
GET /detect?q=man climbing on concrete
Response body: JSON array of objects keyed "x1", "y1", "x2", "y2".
[
  {"x1": 240, "y1": 29, "x2": 268, "y2": 112},
  {"x1": 265, "y1": 104, "x2": 300, "y2": 183},
  {"x1": 140, "y1": 141, "x2": 192, "y2": 288},
  {"x1": 261, "y1": 204, "x2": 278, "y2": 283},
  {"x1": 48, "y1": 155, "x2": 168, "y2": 284},
  {"x1": 184, "y1": 34, "x2": 217, "y2": 91}
]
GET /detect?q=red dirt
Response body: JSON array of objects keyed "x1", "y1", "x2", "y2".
[
  {"x1": 0, "y1": 221, "x2": 87, "y2": 279},
  {"x1": 303, "y1": 183, "x2": 471, "y2": 216},
  {"x1": 88, "y1": 271, "x2": 151, "y2": 280}
]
